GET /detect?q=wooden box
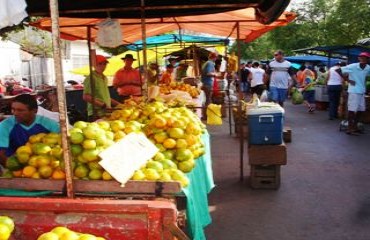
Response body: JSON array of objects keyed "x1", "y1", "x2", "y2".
[
  {"x1": 283, "y1": 126, "x2": 292, "y2": 143},
  {"x1": 250, "y1": 165, "x2": 280, "y2": 189},
  {"x1": 315, "y1": 101, "x2": 328, "y2": 111},
  {"x1": 248, "y1": 143, "x2": 287, "y2": 165}
]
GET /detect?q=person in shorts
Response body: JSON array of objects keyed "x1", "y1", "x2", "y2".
[
  {"x1": 266, "y1": 50, "x2": 297, "y2": 107},
  {"x1": 336, "y1": 52, "x2": 370, "y2": 135}
]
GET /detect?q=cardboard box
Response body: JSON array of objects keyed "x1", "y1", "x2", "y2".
[
  {"x1": 250, "y1": 165, "x2": 281, "y2": 189},
  {"x1": 248, "y1": 143, "x2": 287, "y2": 165},
  {"x1": 283, "y1": 126, "x2": 292, "y2": 143}
]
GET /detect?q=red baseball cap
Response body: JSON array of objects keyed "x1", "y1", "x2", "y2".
[
  {"x1": 96, "y1": 55, "x2": 108, "y2": 64},
  {"x1": 358, "y1": 52, "x2": 370, "y2": 58}
]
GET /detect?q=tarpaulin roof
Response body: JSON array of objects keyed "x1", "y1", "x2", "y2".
[
  {"x1": 30, "y1": 8, "x2": 296, "y2": 44},
  {"x1": 25, "y1": 0, "x2": 291, "y2": 25},
  {"x1": 126, "y1": 34, "x2": 229, "y2": 51},
  {"x1": 285, "y1": 55, "x2": 344, "y2": 66},
  {"x1": 294, "y1": 45, "x2": 370, "y2": 63}
]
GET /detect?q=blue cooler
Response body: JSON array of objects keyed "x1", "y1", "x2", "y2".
[{"x1": 247, "y1": 104, "x2": 284, "y2": 145}]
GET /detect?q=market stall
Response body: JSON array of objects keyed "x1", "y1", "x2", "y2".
[{"x1": 0, "y1": 1, "x2": 294, "y2": 239}]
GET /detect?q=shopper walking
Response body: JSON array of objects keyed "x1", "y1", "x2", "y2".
[
  {"x1": 326, "y1": 62, "x2": 346, "y2": 120},
  {"x1": 336, "y1": 52, "x2": 370, "y2": 135},
  {"x1": 250, "y1": 61, "x2": 266, "y2": 97},
  {"x1": 266, "y1": 50, "x2": 297, "y2": 107},
  {"x1": 201, "y1": 52, "x2": 218, "y2": 120}
]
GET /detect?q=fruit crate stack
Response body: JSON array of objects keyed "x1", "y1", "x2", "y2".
[{"x1": 247, "y1": 104, "x2": 287, "y2": 189}]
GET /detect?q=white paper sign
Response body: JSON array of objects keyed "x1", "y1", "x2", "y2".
[{"x1": 98, "y1": 132, "x2": 158, "y2": 186}]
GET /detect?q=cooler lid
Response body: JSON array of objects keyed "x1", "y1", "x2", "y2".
[{"x1": 247, "y1": 103, "x2": 285, "y2": 115}]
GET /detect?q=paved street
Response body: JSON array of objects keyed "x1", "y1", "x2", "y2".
[{"x1": 205, "y1": 101, "x2": 370, "y2": 240}]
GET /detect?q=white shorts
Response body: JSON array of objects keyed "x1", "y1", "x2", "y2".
[{"x1": 347, "y1": 93, "x2": 366, "y2": 112}]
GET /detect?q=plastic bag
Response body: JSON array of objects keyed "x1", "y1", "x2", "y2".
[
  {"x1": 206, "y1": 104, "x2": 222, "y2": 125},
  {"x1": 97, "y1": 18, "x2": 122, "y2": 48},
  {"x1": 292, "y1": 88, "x2": 304, "y2": 104},
  {"x1": 260, "y1": 90, "x2": 269, "y2": 102}
]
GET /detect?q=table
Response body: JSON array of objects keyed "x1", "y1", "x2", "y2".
[{"x1": 183, "y1": 131, "x2": 215, "y2": 240}]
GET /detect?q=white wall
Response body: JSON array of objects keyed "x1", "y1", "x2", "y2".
[
  {"x1": 0, "y1": 39, "x2": 107, "y2": 86},
  {"x1": 0, "y1": 40, "x2": 22, "y2": 81}
]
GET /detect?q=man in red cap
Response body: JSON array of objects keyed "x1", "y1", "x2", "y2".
[
  {"x1": 83, "y1": 55, "x2": 120, "y2": 121},
  {"x1": 113, "y1": 53, "x2": 143, "y2": 99},
  {"x1": 336, "y1": 52, "x2": 370, "y2": 135}
]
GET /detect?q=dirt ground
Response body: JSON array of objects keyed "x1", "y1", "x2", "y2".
[{"x1": 205, "y1": 101, "x2": 370, "y2": 240}]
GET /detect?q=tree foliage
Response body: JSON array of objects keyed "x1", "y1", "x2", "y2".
[{"x1": 230, "y1": 0, "x2": 370, "y2": 60}]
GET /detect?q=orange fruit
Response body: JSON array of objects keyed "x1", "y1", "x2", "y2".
[
  {"x1": 102, "y1": 171, "x2": 113, "y2": 181},
  {"x1": 0, "y1": 216, "x2": 14, "y2": 232},
  {"x1": 37, "y1": 155, "x2": 51, "y2": 167},
  {"x1": 168, "y1": 128, "x2": 185, "y2": 139},
  {"x1": 22, "y1": 166, "x2": 37, "y2": 178},
  {"x1": 0, "y1": 224, "x2": 11, "y2": 240},
  {"x1": 153, "y1": 131, "x2": 168, "y2": 143},
  {"x1": 163, "y1": 138, "x2": 176, "y2": 149},
  {"x1": 131, "y1": 170, "x2": 145, "y2": 180},
  {"x1": 38, "y1": 165, "x2": 53, "y2": 179},
  {"x1": 74, "y1": 165, "x2": 89, "y2": 178},
  {"x1": 16, "y1": 145, "x2": 33, "y2": 155},
  {"x1": 38, "y1": 232, "x2": 60, "y2": 240},
  {"x1": 176, "y1": 139, "x2": 188, "y2": 149},
  {"x1": 88, "y1": 169, "x2": 103, "y2": 180},
  {"x1": 52, "y1": 169, "x2": 66, "y2": 180},
  {"x1": 12, "y1": 170, "x2": 22, "y2": 177},
  {"x1": 153, "y1": 116, "x2": 167, "y2": 128},
  {"x1": 31, "y1": 172, "x2": 41, "y2": 179},
  {"x1": 82, "y1": 139, "x2": 97, "y2": 149},
  {"x1": 60, "y1": 230, "x2": 79, "y2": 240}
]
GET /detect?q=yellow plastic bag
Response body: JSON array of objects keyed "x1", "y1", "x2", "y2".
[{"x1": 207, "y1": 104, "x2": 222, "y2": 125}]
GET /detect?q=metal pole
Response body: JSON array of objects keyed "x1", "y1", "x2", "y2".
[
  {"x1": 49, "y1": 0, "x2": 74, "y2": 198},
  {"x1": 236, "y1": 22, "x2": 244, "y2": 182}
]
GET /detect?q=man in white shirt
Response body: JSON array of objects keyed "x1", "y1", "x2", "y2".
[
  {"x1": 266, "y1": 50, "x2": 297, "y2": 107},
  {"x1": 326, "y1": 61, "x2": 346, "y2": 120},
  {"x1": 250, "y1": 61, "x2": 266, "y2": 97}
]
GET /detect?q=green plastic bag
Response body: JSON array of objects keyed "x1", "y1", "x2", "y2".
[{"x1": 292, "y1": 89, "x2": 304, "y2": 105}]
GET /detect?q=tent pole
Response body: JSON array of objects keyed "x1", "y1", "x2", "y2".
[
  {"x1": 236, "y1": 22, "x2": 244, "y2": 182},
  {"x1": 49, "y1": 0, "x2": 75, "y2": 198},
  {"x1": 141, "y1": 0, "x2": 148, "y2": 100}
]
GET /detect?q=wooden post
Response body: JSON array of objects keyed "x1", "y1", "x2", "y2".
[
  {"x1": 140, "y1": 0, "x2": 148, "y2": 99},
  {"x1": 49, "y1": 0, "x2": 74, "y2": 198}
]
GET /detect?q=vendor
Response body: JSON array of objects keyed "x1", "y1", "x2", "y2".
[
  {"x1": 83, "y1": 55, "x2": 120, "y2": 121},
  {"x1": 113, "y1": 54, "x2": 143, "y2": 100},
  {"x1": 0, "y1": 94, "x2": 60, "y2": 168},
  {"x1": 160, "y1": 64, "x2": 175, "y2": 86}
]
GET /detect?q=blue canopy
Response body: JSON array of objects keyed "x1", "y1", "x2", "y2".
[
  {"x1": 285, "y1": 54, "x2": 344, "y2": 67},
  {"x1": 293, "y1": 45, "x2": 370, "y2": 64},
  {"x1": 126, "y1": 33, "x2": 229, "y2": 51}
]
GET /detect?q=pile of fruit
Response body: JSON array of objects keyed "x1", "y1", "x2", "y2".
[
  {"x1": 2, "y1": 100, "x2": 206, "y2": 188},
  {"x1": 159, "y1": 83, "x2": 201, "y2": 98},
  {"x1": 108, "y1": 100, "x2": 206, "y2": 187},
  {"x1": 4, "y1": 133, "x2": 65, "y2": 179},
  {"x1": 37, "y1": 226, "x2": 105, "y2": 240},
  {"x1": 0, "y1": 216, "x2": 14, "y2": 240}
]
